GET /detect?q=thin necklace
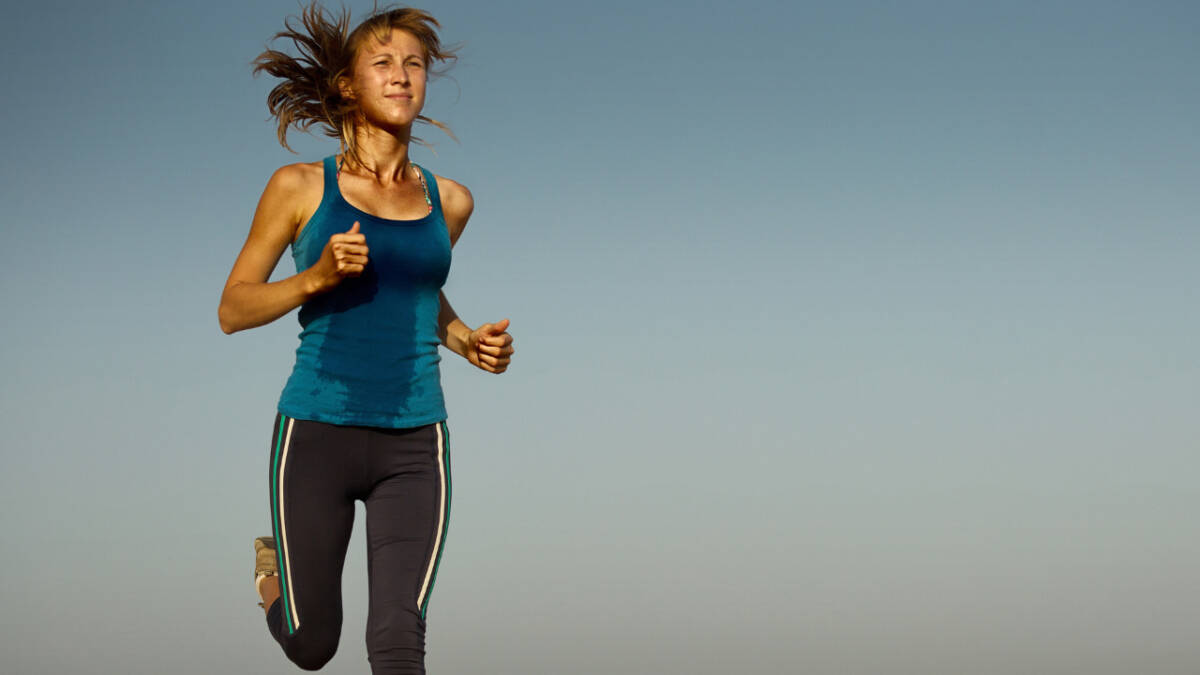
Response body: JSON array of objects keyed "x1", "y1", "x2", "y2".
[{"x1": 412, "y1": 163, "x2": 433, "y2": 214}]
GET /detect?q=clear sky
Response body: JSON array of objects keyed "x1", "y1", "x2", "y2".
[{"x1": 2, "y1": 1, "x2": 1198, "y2": 673}]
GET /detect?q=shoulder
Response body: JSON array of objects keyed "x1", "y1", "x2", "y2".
[
  {"x1": 435, "y1": 175, "x2": 473, "y2": 222},
  {"x1": 266, "y1": 161, "x2": 323, "y2": 198},
  {"x1": 434, "y1": 175, "x2": 473, "y2": 245},
  {"x1": 256, "y1": 161, "x2": 324, "y2": 229}
]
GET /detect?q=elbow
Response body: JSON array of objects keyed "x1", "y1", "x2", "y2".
[
  {"x1": 217, "y1": 304, "x2": 240, "y2": 335},
  {"x1": 218, "y1": 285, "x2": 249, "y2": 334}
]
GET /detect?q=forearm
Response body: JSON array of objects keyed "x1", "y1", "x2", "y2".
[
  {"x1": 219, "y1": 268, "x2": 320, "y2": 334},
  {"x1": 437, "y1": 291, "x2": 471, "y2": 358}
]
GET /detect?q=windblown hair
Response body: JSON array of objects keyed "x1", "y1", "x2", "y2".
[{"x1": 253, "y1": 2, "x2": 457, "y2": 167}]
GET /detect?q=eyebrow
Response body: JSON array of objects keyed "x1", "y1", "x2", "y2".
[{"x1": 368, "y1": 50, "x2": 424, "y2": 61}]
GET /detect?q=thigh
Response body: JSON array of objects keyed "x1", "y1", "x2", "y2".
[
  {"x1": 268, "y1": 414, "x2": 361, "y2": 640},
  {"x1": 364, "y1": 420, "x2": 451, "y2": 629}
]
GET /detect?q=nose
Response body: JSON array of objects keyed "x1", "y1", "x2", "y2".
[{"x1": 392, "y1": 65, "x2": 409, "y2": 86}]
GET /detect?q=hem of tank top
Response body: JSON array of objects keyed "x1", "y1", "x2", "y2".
[{"x1": 276, "y1": 405, "x2": 448, "y2": 430}]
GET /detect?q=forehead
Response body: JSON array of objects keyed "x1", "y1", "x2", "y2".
[{"x1": 358, "y1": 27, "x2": 424, "y2": 58}]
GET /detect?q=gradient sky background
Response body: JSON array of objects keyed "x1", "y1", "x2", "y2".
[{"x1": 2, "y1": 1, "x2": 1198, "y2": 673}]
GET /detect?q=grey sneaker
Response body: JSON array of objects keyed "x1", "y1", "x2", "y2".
[
  {"x1": 254, "y1": 536, "x2": 277, "y2": 580},
  {"x1": 254, "y1": 536, "x2": 278, "y2": 608}
]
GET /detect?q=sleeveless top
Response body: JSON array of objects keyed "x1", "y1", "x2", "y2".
[{"x1": 278, "y1": 156, "x2": 452, "y2": 428}]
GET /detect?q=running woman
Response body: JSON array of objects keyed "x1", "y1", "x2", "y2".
[{"x1": 218, "y1": 4, "x2": 513, "y2": 673}]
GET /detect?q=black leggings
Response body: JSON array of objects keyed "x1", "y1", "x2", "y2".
[{"x1": 264, "y1": 414, "x2": 451, "y2": 674}]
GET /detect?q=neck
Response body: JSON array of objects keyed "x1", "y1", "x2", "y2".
[{"x1": 344, "y1": 122, "x2": 416, "y2": 183}]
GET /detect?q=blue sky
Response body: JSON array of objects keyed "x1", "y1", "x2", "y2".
[{"x1": 2, "y1": 1, "x2": 1198, "y2": 673}]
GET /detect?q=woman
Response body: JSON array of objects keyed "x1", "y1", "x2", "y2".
[{"x1": 218, "y1": 4, "x2": 513, "y2": 673}]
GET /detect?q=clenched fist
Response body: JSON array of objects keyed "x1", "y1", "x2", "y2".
[
  {"x1": 310, "y1": 222, "x2": 369, "y2": 293},
  {"x1": 466, "y1": 318, "x2": 514, "y2": 374}
]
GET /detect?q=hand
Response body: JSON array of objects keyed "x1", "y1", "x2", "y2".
[
  {"x1": 466, "y1": 318, "x2": 514, "y2": 373},
  {"x1": 309, "y1": 222, "x2": 369, "y2": 293}
]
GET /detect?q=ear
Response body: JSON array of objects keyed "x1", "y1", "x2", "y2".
[{"x1": 337, "y1": 76, "x2": 356, "y2": 101}]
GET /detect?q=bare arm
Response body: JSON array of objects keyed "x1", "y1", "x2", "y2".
[
  {"x1": 437, "y1": 290, "x2": 473, "y2": 359},
  {"x1": 435, "y1": 177, "x2": 514, "y2": 373},
  {"x1": 218, "y1": 164, "x2": 368, "y2": 334}
]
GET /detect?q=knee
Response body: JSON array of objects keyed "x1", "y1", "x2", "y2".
[{"x1": 286, "y1": 633, "x2": 340, "y2": 671}]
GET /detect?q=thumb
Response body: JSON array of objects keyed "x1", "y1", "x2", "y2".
[
  {"x1": 347, "y1": 221, "x2": 360, "y2": 234},
  {"x1": 488, "y1": 318, "x2": 510, "y2": 334}
]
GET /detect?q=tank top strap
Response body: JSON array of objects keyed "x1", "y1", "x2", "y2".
[
  {"x1": 322, "y1": 155, "x2": 339, "y2": 198},
  {"x1": 416, "y1": 164, "x2": 442, "y2": 216}
]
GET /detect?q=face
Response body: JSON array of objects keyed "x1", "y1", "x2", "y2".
[{"x1": 343, "y1": 28, "x2": 428, "y2": 130}]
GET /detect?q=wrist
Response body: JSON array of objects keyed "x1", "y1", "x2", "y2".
[
  {"x1": 300, "y1": 267, "x2": 329, "y2": 298},
  {"x1": 449, "y1": 321, "x2": 472, "y2": 357}
]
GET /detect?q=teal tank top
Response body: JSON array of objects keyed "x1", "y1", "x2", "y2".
[{"x1": 278, "y1": 156, "x2": 452, "y2": 428}]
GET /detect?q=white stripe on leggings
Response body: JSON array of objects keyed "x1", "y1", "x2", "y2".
[
  {"x1": 417, "y1": 423, "x2": 447, "y2": 611},
  {"x1": 279, "y1": 417, "x2": 301, "y2": 630}
]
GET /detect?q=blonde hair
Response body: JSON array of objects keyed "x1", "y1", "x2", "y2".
[{"x1": 252, "y1": 2, "x2": 457, "y2": 165}]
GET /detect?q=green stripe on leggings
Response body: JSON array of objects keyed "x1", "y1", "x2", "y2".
[{"x1": 270, "y1": 415, "x2": 296, "y2": 635}]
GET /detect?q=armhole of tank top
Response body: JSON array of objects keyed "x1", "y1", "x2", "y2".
[{"x1": 292, "y1": 156, "x2": 337, "y2": 250}]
